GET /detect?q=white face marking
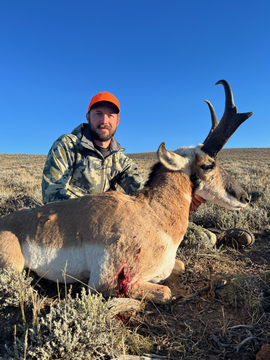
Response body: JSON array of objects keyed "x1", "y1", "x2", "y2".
[
  {"x1": 192, "y1": 145, "x2": 247, "y2": 210},
  {"x1": 195, "y1": 187, "x2": 246, "y2": 210},
  {"x1": 174, "y1": 146, "x2": 196, "y2": 157},
  {"x1": 173, "y1": 147, "x2": 195, "y2": 177}
]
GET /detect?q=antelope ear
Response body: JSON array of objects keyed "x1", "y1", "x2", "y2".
[{"x1": 157, "y1": 142, "x2": 189, "y2": 171}]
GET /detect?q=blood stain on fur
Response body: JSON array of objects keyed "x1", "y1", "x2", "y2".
[{"x1": 117, "y1": 267, "x2": 131, "y2": 297}]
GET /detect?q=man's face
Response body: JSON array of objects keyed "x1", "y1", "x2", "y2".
[{"x1": 87, "y1": 102, "x2": 120, "y2": 143}]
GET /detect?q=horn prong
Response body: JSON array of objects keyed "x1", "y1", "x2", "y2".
[{"x1": 201, "y1": 80, "x2": 253, "y2": 157}]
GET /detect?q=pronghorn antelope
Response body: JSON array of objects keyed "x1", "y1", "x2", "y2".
[{"x1": 0, "y1": 80, "x2": 253, "y2": 304}]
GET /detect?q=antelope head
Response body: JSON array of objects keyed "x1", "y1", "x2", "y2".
[{"x1": 158, "y1": 80, "x2": 253, "y2": 210}]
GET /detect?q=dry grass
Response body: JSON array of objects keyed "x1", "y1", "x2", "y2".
[{"x1": 1, "y1": 148, "x2": 270, "y2": 359}]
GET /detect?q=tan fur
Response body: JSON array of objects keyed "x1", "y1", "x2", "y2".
[{"x1": 0, "y1": 144, "x2": 249, "y2": 304}]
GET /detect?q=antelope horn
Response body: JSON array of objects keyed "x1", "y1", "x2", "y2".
[
  {"x1": 201, "y1": 80, "x2": 253, "y2": 158},
  {"x1": 202, "y1": 100, "x2": 219, "y2": 144}
]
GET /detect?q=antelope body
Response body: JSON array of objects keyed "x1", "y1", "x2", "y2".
[{"x1": 0, "y1": 81, "x2": 253, "y2": 304}]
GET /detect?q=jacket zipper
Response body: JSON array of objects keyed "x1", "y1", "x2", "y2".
[{"x1": 99, "y1": 159, "x2": 105, "y2": 193}]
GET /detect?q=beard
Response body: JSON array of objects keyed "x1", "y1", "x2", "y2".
[{"x1": 89, "y1": 123, "x2": 117, "y2": 142}]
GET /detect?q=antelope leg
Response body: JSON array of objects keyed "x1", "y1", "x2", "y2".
[
  {"x1": 126, "y1": 280, "x2": 172, "y2": 304},
  {"x1": 0, "y1": 231, "x2": 24, "y2": 272}
]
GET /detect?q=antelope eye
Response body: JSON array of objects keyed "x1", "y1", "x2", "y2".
[{"x1": 200, "y1": 164, "x2": 214, "y2": 171}]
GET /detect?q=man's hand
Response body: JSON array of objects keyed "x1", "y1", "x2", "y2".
[{"x1": 190, "y1": 194, "x2": 206, "y2": 212}]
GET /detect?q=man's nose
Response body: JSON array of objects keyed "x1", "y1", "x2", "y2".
[{"x1": 101, "y1": 114, "x2": 110, "y2": 123}]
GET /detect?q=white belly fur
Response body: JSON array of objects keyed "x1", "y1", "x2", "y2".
[
  {"x1": 21, "y1": 243, "x2": 107, "y2": 284},
  {"x1": 150, "y1": 231, "x2": 180, "y2": 283},
  {"x1": 21, "y1": 231, "x2": 182, "y2": 287}
]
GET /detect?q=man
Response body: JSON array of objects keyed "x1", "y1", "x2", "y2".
[
  {"x1": 42, "y1": 92, "x2": 254, "y2": 248},
  {"x1": 42, "y1": 92, "x2": 144, "y2": 203}
]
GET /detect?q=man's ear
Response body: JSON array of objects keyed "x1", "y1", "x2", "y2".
[
  {"x1": 86, "y1": 112, "x2": 90, "y2": 123},
  {"x1": 117, "y1": 116, "x2": 120, "y2": 125}
]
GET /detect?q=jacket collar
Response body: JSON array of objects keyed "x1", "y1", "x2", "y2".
[{"x1": 74, "y1": 123, "x2": 124, "y2": 153}]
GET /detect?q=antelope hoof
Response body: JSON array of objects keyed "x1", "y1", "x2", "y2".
[{"x1": 171, "y1": 259, "x2": 185, "y2": 277}]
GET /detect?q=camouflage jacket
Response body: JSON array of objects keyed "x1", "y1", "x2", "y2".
[{"x1": 42, "y1": 123, "x2": 145, "y2": 204}]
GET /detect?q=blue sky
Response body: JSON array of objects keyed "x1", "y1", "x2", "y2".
[{"x1": 1, "y1": 1, "x2": 269, "y2": 155}]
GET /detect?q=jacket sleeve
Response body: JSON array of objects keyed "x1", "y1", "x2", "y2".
[
  {"x1": 42, "y1": 135, "x2": 80, "y2": 204},
  {"x1": 115, "y1": 154, "x2": 145, "y2": 195}
]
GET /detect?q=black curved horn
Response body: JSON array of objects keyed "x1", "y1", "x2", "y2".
[{"x1": 201, "y1": 80, "x2": 253, "y2": 158}]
